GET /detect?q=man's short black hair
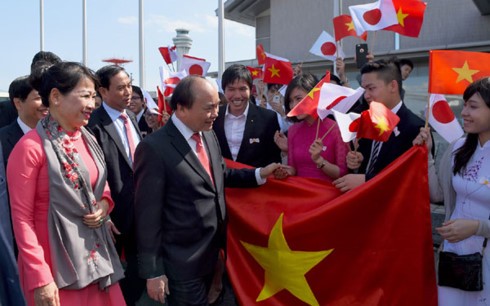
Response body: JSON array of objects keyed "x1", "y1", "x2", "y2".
[{"x1": 221, "y1": 64, "x2": 252, "y2": 91}]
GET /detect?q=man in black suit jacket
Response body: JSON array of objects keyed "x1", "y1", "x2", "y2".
[
  {"x1": 0, "y1": 76, "x2": 47, "y2": 254},
  {"x1": 213, "y1": 64, "x2": 281, "y2": 168},
  {"x1": 87, "y1": 65, "x2": 144, "y2": 306},
  {"x1": 134, "y1": 76, "x2": 280, "y2": 305},
  {"x1": 0, "y1": 101, "x2": 17, "y2": 129},
  {"x1": 130, "y1": 85, "x2": 152, "y2": 137},
  {"x1": 333, "y1": 59, "x2": 424, "y2": 192}
]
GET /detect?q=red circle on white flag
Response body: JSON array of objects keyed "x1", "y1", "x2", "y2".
[
  {"x1": 363, "y1": 9, "x2": 382, "y2": 25},
  {"x1": 433, "y1": 100, "x2": 455, "y2": 124},
  {"x1": 189, "y1": 64, "x2": 203, "y2": 76},
  {"x1": 320, "y1": 42, "x2": 336, "y2": 56}
]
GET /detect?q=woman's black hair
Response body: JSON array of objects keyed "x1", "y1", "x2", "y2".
[{"x1": 453, "y1": 77, "x2": 490, "y2": 175}]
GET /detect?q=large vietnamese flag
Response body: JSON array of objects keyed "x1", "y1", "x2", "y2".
[
  {"x1": 429, "y1": 50, "x2": 490, "y2": 95},
  {"x1": 383, "y1": 0, "x2": 427, "y2": 38},
  {"x1": 225, "y1": 146, "x2": 436, "y2": 306}
]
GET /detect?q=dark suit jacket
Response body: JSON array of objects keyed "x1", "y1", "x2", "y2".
[
  {"x1": 213, "y1": 102, "x2": 281, "y2": 168},
  {"x1": 137, "y1": 109, "x2": 151, "y2": 137},
  {"x1": 87, "y1": 107, "x2": 141, "y2": 236},
  {"x1": 0, "y1": 101, "x2": 17, "y2": 129},
  {"x1": 134, "y1": 119, "x2": 257, "y2": 281},
  {"x1": 358, "y1": 103, "x2": 424, "y2": 180},
  {"x1": 0, "y1": 121, "x2": 24, "y2": 171}
]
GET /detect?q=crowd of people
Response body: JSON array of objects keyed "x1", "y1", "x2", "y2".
[{"x1": 0, "y1": 49, "x2": 489, "y2": 306}]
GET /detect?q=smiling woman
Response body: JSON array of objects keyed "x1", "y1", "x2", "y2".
[{"x1": 7, "y1": 62, "x2": 126, "y2": 306}]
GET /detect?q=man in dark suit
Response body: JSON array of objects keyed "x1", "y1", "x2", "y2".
[
  {"x1": 0, "y1": 101, "x2": 17, "y2": 129},
  {"x1": 0, "y1": 76, "x2": 48, "y2": 165},
  {"x1": 0, "y1": 156, "x2": 25, "y2": 305},
  {"x1": 333, "y1": 59, "x2": 424, "y2": 192},
  {"x1": 130, "y1": 85, "x2": 151, "y2": 137},
  {"x1": 87, "y1": 65, "x2": 144, "y2": 306},
  {"x1": 0, "y1": 76, "x2": 47, "y2": 256},
  {"x1": 134, "y1": 76, "x2": 280, "y2": 305},
  {"x1": 213, "y1": 64, "x2": 281, "y2": 168}
]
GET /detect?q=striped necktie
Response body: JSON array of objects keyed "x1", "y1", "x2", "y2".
[{"x1": 366, "y1": 140, "x2": 381, "y2": 177}]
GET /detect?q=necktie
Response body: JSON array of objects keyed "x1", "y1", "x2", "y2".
[
  {"x1": 191, "y1": 133, "x2": 213, "y2": 182},
  {"x1": 366, "y1": 140, "x2": 381, "y2": 177},
  {"x1": 120, "y1": 113, "x2": 136, "y2": 162}
]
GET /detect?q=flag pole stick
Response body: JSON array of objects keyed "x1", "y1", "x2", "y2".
[
  {"x1": 424, "y1": 95, "x2": 430, "y2": 129},
  {"x1": 320, "y1": 122, "x2": 337, "y2": 141},
  {"x1": 315, "y1": 118, "x2": 321, "y2": 139},
  {"x1": 371, "y1": 31, "x2": 377, "y2": 57}
]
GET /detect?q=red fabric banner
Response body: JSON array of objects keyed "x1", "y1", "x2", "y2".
[{"x1": 225, "y1": 145, "x2": 436, "y2": 306}]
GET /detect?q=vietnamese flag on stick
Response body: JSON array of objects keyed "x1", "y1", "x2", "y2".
[
  {"x1": 225, "y1": 145, "x2": 436, "y2": 306},
  {"x1": 263, "y1": 53, "x2": 294, "y2": 85},
  {"x1": 333, "y1": 15, "x2": 368, "y2": 41},
  {"x1": 353, "y1": 101, "x2": 400, "y2": 142},
  {"x1": 256, "y1": 44, "x2": 267, "y2": 66},
  {"x1": 427, "y1": 94, "x2": 464, "y2": 143},
  {"x1": 383, "y1": 0, "x2": 427, "y2": 38},
  {"x1": 287, "y1": 72, "x2": 330, "y2": 119},
  {"x1": 429, "y1": 50, "x2": 490, "y2": 95},
  {"x1": 247, "y1": 66, "x2": 263, "y2": 80}
]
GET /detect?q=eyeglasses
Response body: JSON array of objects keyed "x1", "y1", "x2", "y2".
[{"x1": 131, "y1": 96, "x2": 142, "y2": 101}]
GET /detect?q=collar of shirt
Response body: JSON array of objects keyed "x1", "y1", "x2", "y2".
[
  {"x1": 102, "y1": 102, "x2": 127, "y2": 121},
  {"x1": 136, "y1": 109, "x2": 145, "y2": 121},
  {"x1": 225, "y1": 101, "x2": 250, "y2": 119},
  {"x1": 171, "y1": 114, "x2": 198, "y2": 143},
  {"x1": 391, "y1": 101, "x2": 403, "y2": 114},
  {"x1": 17, "y1": 117, "x2": 32, "y2": 134}
]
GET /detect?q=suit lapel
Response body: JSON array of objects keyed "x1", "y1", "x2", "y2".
[
  {"x1": 167, "y1": 120, "x2": 215, "y2": 190},
  {"x1": 214, "y1": 106, "x2": 232, "y2": 159},
  {"x1": 98, "y1": 108, "x2": 132, "y2": 167}
]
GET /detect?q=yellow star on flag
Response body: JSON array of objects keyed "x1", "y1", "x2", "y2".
[
  {"x1": 241, "y1": 213, "x2": 333, "y2": 306},
  {"x1": 452, "y1": 61, "x2": 479, "y2": 83},
  {"x1": 251, "y1": 70, "x2": 258, "y2": 76},
  {"x1": 396, "y1": 8, "x2": 409, "y2": 27},
  {"x1": 374, "y1": 115, "x2": 390, "y2": 136},
  {"x1": 307, "y1": 87, "x2": 320, "y2": 99},
  {"x1": 346, "y1": 21, "x2": 355, "y2": 31},
  {"x1": 268, "y1": 64, "x2": 280, "y2": 78}
]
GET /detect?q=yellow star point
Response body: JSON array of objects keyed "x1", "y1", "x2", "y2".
[
  {"x1": 241, "y1": 213, "x2": 333, "y2": 306},
  {"x1": 396, "y1": 8, "x2": 409, "y2": 27},
  {"x1": 307, "y1": 87, "x2": 320, "y2": 99},
  {"x1": 374, "y1": 115, "x2": 390, "y2": 136},
  {"x1": 346, "y1": 21, "x2": 355, "y2": 31},
  {"x1": 268, "y1": 64, "x2": 280, "y2": 78},
  {"x1": 452, "y1": 61, "x2": 479, "y2": 83}
]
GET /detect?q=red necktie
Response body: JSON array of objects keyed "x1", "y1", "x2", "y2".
[
  {"x1": 191, "y1": 133, "x2": 213, "y2": 182},
  {"x1": 120, "y1": 113, "x2": 136, "y2": 162}
]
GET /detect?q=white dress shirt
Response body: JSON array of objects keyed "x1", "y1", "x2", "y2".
[
  {"x1": 102, "y1": 103, "x2": 141, "y2": 161},
  {"x1": 224, "y1": 103, "x2": 250, "y2": 161}
]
